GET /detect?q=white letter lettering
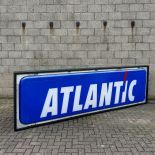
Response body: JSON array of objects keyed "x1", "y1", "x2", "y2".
[
  {"x1": 84, "y1": 84, "x2": 97, "y2": 110},
  {"x1": 99, "y1": 82, "x2": 113, "y2": 107},
  {"x1": 61, "y1": 86, "x2": 74, "y2": 114},
  {"x1": 121, "y1": 81, "x2": 128, "y2": 103},
  {"x1": 128, "y1": 80, "x2": 137, "y2": 101},
  {"x1": 73, "y1": 85, "x2": 83, "y2": 112},
  {"x1": 114, "y1": 81, "x2": 123, "y2": 104},
  {"x1": 40, "y1": 88, "x2": 58, "y2": 118}
]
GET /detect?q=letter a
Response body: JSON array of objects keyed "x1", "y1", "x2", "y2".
[
  {"x1": 84, "y1": 84, "x2": 97, "y2": 110},
  {"x1": 40, "y1": 88, "x2": 58, "y2": 118}
]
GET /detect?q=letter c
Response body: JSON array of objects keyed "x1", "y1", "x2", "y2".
[{"x1": 128, "y1": 80, "x2": 137, "y2": 101}]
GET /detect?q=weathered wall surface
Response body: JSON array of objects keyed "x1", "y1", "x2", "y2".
[{"x1": 0, "y1": 0, "x2": 155, "y2": 98}]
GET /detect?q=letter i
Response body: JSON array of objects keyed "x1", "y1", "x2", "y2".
[{"x1": 121, "y1": 81, "x2": 128, "y2": 103}]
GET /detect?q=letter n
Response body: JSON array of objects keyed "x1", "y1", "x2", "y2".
[{"x1": 99, "y1": 82, "x2": 113, "y2": 107}]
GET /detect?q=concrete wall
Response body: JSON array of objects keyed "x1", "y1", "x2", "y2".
[{"x1": 0, "y1": 0, "x2": 155, "y2": 98}]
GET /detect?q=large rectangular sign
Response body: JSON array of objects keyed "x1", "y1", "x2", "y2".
[{"x1": 14, "y1": 66, "x2": 149, "y2": 131}]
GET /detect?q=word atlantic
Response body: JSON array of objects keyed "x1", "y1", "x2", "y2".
[{"x1": 40, "y1": 80, "x2": 137, "y2": 118}]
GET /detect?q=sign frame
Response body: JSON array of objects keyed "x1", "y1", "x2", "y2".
[{"x1": 14, "y1": 65, "x2": 149, "y2": 131}]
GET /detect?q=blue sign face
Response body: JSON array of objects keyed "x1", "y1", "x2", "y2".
[{"x1": 15, "y1": 66, "x2": 148, "y2": 130}]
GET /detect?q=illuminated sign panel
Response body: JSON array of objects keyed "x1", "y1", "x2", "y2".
[{"x1": 14, "y1": 66, "x2": 148, "y2": 131}]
